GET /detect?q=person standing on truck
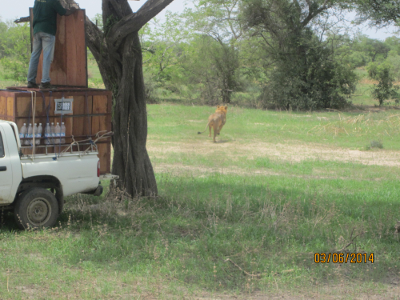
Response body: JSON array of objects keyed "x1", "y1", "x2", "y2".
[{"x1": 27, "y1": 0, "x2": 76, "y2": 89}]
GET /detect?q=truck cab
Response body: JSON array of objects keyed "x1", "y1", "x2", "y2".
[{"x1": 0, "y1": 120, "x2": 103, "y2": 229}]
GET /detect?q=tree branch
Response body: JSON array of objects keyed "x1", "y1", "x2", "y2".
[
  {"x1": 86, "y1": 16, "x2": 104, "y2": 54},
  {"x1": 107, "y1": 0, "x2": 174, "y2": 50},
  {"x1": 85, "y1": 16, "x2": 116, "y2": 89},
  {"x1": 301, "y1": 0, "x2": 332, "y2": 27},
  {"x1": 14, "y1": 16, "x2": 30, "y2": 23}
]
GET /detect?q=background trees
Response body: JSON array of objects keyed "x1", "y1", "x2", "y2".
[
  {"x1": 352, "y1": 0, "x2": 400, "y2": 26},
  {"x1": 184, "y1": 0, "x2": 243, "y2": 104},
  {"x1": 1, "y1": 0, "x2": 400, "y2": 110},
  {"x1": 0, "y1": 21, "x2": 30, "y2": 82},
  {"x1": 240, "y1": 0, "x2": 357, "y2": 110}
]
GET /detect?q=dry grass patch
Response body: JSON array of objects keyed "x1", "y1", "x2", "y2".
[{"x1": 147, "y1": 140, "x2": 400, "y2": 167}]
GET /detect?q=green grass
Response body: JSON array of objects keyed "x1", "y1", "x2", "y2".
[
  {"x1": 87, "y1": 60, "x2": 105, "y2": 89},
  {"x1": 1, "y1": 64, "x2": 400, "y2": 297},
  {"x1": 148, "y1": 104, "x2": 400, "y2": 150},
  {"x1": 1, "y1": 172, "x2": 399, "y2": 298},
  {"x1": 1, "y1": 102, "x2": 400, "y2": 298}
]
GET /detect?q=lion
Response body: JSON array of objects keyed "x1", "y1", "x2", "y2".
[{"x1": 198, "y1": 105, "x2": 228, "y2": 143}]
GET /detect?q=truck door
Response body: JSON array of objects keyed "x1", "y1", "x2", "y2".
[{"x1": 0, "y1": 129, "x2": 13, "y2": 203}]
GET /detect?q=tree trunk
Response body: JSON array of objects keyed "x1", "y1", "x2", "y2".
[{"x1": 85, "y1": 0, "x2": 174, "y2": 197}]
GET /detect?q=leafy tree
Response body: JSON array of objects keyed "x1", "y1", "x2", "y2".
[
  {"x1": 178, "y1": 34, "x2": 239, "y2": 104},
  {"x1": 367, "y1": 60, "x2": 399, "y2": 105},
  {"x1": 352, "y1": 0, "x2": 400, "y2": 26},
  {"x1": 85, "y1": 0, "x2": 174, "y2": 197},
  {"x1": 325, "y1": 33, "x2": 366, "y2": 68},
  {"x1": 385, "y1": 50, "x2": 400, "y2": 80},
  {"x1": 354, "y1": 35, "x2": 390, "y2": 62},
  {"x1": 184, "y1": 0, "x2": 243, "y2": 103},
  {"x1": 241, "y1": 0, "x2": 357, "y2": 110},
  {"x1": 0, "y1": 23, "x2": 31, "y2": 81},
  {"x1": 0, "y1": 19, "x2": 8, "y2": 59},
  {"x1": 384, "y1": 36, "x2": 400, "y2": 54},
  {"x1": 140, "y1": 12, "x2": 188, "y2": 89},
  {"x1": 92, "y1": 13, "x2": 104, "y2": 30}
]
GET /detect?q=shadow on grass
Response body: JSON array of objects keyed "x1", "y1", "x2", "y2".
[{"x1": 1, "y1": 174, "x2": 399, "y2": 292}]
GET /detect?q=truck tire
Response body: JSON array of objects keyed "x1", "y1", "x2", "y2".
[{"x1": 14, "y1": 188, "x2": 59, "y2": 229}]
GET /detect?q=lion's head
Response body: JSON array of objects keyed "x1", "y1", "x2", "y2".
[{"x1": 216, "y1": 105, "x2": 228, "y2": 114}]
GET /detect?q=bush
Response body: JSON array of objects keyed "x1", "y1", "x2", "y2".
[
  {"x1": 367, "y1": 61, "x2": 399, "y2": 106},
  {"x1": 0, "y1": 23, "x2": 30, "y2": 82},
  {"x1": 366, "y1": 140, "x2": 383, "y2": 150},
  {"x1": 257, "y1": 32, "x2": 357, "y2": 111}
]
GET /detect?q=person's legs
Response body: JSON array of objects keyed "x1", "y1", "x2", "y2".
[
  {"x1": 40, "y1": 32, "x2": 56, "y2": 83},
  {"x1": 27, "y1": 33, "x2": 43, "y2": 84}
]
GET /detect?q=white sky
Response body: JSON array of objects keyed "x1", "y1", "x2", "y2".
[{"x1": 0, "y1": 0, "x2": 397, "y2": 41}]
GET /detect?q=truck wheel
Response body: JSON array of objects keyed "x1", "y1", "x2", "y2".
[{"x1": 14, "y1": 188, "x2": 59, "y2": 229}]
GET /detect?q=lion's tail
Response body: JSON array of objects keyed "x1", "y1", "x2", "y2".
[{"x1": 198, "y1": 122, "x2": 210, "y2": 134}]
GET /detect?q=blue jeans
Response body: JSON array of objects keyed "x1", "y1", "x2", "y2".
[{"x1": 27, "y1": 32, "x2": 56, "y2": 84}]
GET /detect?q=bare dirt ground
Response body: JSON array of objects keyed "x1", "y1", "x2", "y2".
[
  {"x1": 147, "y1": 139, "x2": 400, "y2": 178},
  {"x1": 148, "y1": 140, "x2": 400, "y2": 167}
]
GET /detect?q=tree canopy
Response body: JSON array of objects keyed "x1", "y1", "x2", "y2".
[{"x1": 352, "y1": 0, "x2": 400, "y2": 26}]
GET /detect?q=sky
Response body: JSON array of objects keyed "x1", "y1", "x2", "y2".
[{"x1": 0, "y1": 0, "x2": 398, "y2": 41}]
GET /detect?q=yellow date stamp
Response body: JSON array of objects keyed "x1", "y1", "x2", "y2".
[{"x1": 314, "y1": 253, "x2": 374, "y2": 264}]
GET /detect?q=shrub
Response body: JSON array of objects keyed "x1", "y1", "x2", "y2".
[{"x1": 367, "y1": 61, "x2": 399, "y2": 106}]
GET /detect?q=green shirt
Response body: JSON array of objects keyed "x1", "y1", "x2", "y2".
[{"x1": 33, "y1": 0, "x2": 67, "y2": 36}]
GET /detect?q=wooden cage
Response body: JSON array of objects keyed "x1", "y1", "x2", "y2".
[
  {"x1": 0, "y1": 8, "x2": 114, "y2": 174},
  {"x1": 29, "y1": 9, "x2": 88, "y2": 87},
  {"x1": 0, "y1": 88, "x2": 112, "y2": 175}
]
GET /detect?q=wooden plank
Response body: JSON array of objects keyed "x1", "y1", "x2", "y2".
[
  {"x1": 65, "y1": 12, "x2": 87, "y2": 86},
  {"x1": 6, "y1": 97, "x2": 14, "y2": 119},
  {"x1": 0, "y1": 96, "x2": 6, "y2": 118},
  {"x1": 92, "y1": 95, "x2": 108, "y2": 136},
  {"x1": 16, "y1": 97, "x2": 32, "y2": 120},
  {"x1": 93, "y1": 95, "x2": 108, "y2": 114},
  {"x1": 91, "y1": 116, "x2": 108, "y2": 136},
  {"x1": 32, "y1": 9, "x2": 87, "y2": 87},
  {"x1": 107, "y1": 94, "x2": 112, "y2": 131},
  {"x1": 63, "y1": 111, "x2": 73, "y2": 144},
  {"x1": 72, "y1": 96, "x2": 85, "y2": 137},
  {"x1": 72, "y1": 95, "x2": 92, "y2": 138}
]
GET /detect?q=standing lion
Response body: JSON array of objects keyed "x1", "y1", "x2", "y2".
[{"x1": 198, "y1": 105, "x2": 228, "y2": 143}]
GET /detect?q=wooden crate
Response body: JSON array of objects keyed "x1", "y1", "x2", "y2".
[
  {"x1": 29, "y1": 9, "x2": 87, "y2": 87},
  {"x1": 0, "y1": 88, "x2": 112, "y2": 175}
]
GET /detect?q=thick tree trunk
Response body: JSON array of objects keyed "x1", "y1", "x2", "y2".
[{"x1": 85, "y1": 0, "x2": 173, "y2": 197}]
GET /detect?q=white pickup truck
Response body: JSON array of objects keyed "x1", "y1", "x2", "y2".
[{"x1": 0, "y1": 120, "x2": 104, "y2": 229}]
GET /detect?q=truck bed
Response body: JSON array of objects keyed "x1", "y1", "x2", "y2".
[{"x1": 21, "y1": 151, "x2": 100, "y2": 197}]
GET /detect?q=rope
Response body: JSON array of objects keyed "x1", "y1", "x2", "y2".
[
  {"x1": 29, "y1": 91, "x2": 37, "y2": 156},
  {"x1": 84, "y1": 92, "x2": 90, "y2": 138},
  {"x1": 47, "y1": 91, "x2": 52, "y2": 125},
  {"x1": 27, "y1": 94, "x2": 32, "y2": 137},
  {"x1": 43, "y1": 91, "x2": 52, "y2": 147},
  {"x1": 60, "y1": 130, "x2": 113, "y2": 155},
  {"x1": 38, "y1": 91, "x2": 46, "y2": 147},
  {"x1": 57, "y1": 93, "x2": 65, "y2": 157},
  {"x1": 32, "y1": 92, "x2": 36, "y2": 151}
]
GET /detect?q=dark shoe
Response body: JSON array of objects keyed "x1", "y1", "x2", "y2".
[
  {"x1": 39, "y1": 82, "x2": 55, "y2": 89},
  {"x1": 27, "y1": 81, "x2": 38, "y2": 88}
]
